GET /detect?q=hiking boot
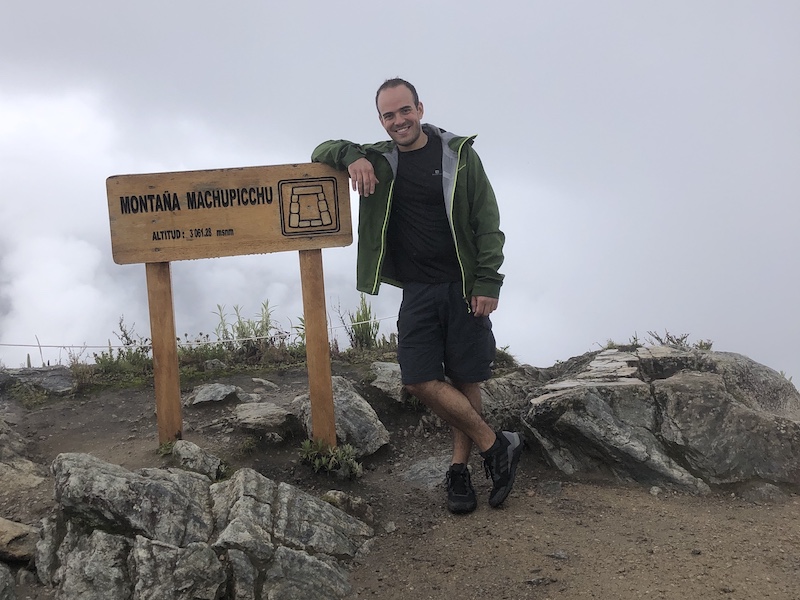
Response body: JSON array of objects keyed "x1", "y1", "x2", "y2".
[
  {"x1": 446, "y1": 463, "x2": 477, "y2": 514},
  {"x1": 481, "y1": 431, "x2": 523, "y2": 508}
]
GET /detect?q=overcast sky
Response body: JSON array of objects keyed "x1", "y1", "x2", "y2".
[{"x1": 1, "y1": 1, "x2": 798, "y2": 381}]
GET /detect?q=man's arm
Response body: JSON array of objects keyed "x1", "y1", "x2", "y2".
[
  {"x1": 311, "y1": 141, "x2": 379, "y2": 196},
  {"x1": 464, "y1": 145, "x2": 505, "y2": 302}
]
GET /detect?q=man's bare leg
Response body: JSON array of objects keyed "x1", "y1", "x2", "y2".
[
  {"x1": 404, "y1": 380, "x2": 496, "y2": 458},
  {"x1": 450, "y1": 381, "x2": 484, "y2": 464}
]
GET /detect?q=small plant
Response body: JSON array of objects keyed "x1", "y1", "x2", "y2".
[
  {"x1": 600, "y1": 333, "x2": 642, "y2": 352},
  {"x1": 67, "y1": 345, "x2": 95, "y2": 392},
  {"x1": 238, "y1": 435, "x2": 258, "y2": 455},
  {"x1": 342, "y1": 294, "x2": 380, "y2": 350},
  {"x1": 93, "y1": 317, "x2": 153, "y2": 382},
  {"x1": 299, "y1": 439, "x2": 363, "y2": 479},
  {"x1": 157, "y1": 441, "x2": 175, "y2": 456},
  {"x1": 646, "y1": 330, "x2": 713, "y2": 351},
  {"x1": 10, "y1": 382, "x2": 49, "y2": 409},
  {"x1": 493, "y1": 345, "x2": 518, "y2": 370}
]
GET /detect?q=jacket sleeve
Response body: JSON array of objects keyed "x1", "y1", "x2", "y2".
[
  {"x1": 464, "y1": 145, "x2": 505, "y2": 299},
  {"x1": 311, "y1": 140, "x2": 368, "y2": 169}
]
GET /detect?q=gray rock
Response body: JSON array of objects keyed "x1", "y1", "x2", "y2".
[
  {"x1": 291, "y1": 376, "x2": 389, "y2": 457},
  {"x1": 737, "y1": 482, "x2": 789, "y2": 504},
  {"x1": 523, "y1": 347, "x2": 800, "y2": 492},
  {"x1": 171, "y1": 440, "x2": 223, "y2": 481},
  {"x1": 321, "y1": 490, "x2": 375, "y2": 526},
  {"x1": 369, "y1": 362, "x2": 408, "y2": 404},
  {"x1": 233, "y1": 402, "x2": 302, "y2": 440},
  {"x1": 0, "y1": 420, "x2": 46, "y2": 491},
  {"x1": 481, "y1": 366, "x2": 543, "y2": 432},
  {"x1": 129, "y1": 536, "x2": 225, "y2": 600},
  {"x1": 653, "y1": 371, "x2": 800, "y2": 486},
  {"x1": 252, "y1": 378, "x2": 280, "y2": 392},
  {"x1": 402, "y1": 455, "x2": 450, "y2": 491},
  {"x1": 261, "y1": 546, "x2": 351, "y2": 600},
  {"x1": 226, "y1": 548, "x2": 258, "y2": 600},
  {"x1": 210, "y1": 469, "x2": 277, "y2": 563},
  {"x1": 183, "y1": 383, "x2": 243, "y2": 406},
  {"x1": 56, "y1": 529, "x2": 132, "y2": 600},
  {"x1": 51, "y1": 453, "x2": 215, "y2": 546},
  {"x1": 203, "y1": 358, "x2": 227, "y2": 371},
  {"x1": 2, "y1": 366, "x2": 75, "y2": 396},
  {"x1": 273, "y1": 482, "x2": 373, "y2": 559},
  {"x1": 39, "y1": 455, "x2": 375, "y2": 600},
  {"x1": 35, "y1": 516, "x2": 58, "y2": 586},
  {"x1": 0, "y1": 517, "x2": 38, "y2": 563},
  {"x1": 0, "y1": 562, "x2": 14, "y2": 600}
]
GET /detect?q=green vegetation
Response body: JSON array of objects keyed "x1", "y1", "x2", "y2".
[
  {"x1": 601, "y1": 330, "x2": 713, "y2": 353},
  {"x1": 299, "y1": 438, "x2": 363, "y2": 479},
  {"x1": 9, "y1": 381, "x2": 49, "y2": 409},
  {"x1": 53, "y1": 295, "x2": 519, "y2": 391},
  {"x1": 157, "y1": 441, "x2": 175, "y2": 456},
  {"x1": 340, "y1": 293, "x2": 381, "y2": 350},
  {"x1": 645, "y1": 330, "x2": 713, "y2": 351}
]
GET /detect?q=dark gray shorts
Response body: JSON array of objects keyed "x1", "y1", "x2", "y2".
[{"x1": 397, "y1": 281, "x2": 496, "y2": 385}]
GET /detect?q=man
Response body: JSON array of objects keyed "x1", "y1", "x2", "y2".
[{"x1": 312, "y1": 78, "x2": 522, "y2": 513}]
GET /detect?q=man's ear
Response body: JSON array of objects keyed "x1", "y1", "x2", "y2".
[{"x1": 417, "y1": 102, "x2": 424, "y2": 118}]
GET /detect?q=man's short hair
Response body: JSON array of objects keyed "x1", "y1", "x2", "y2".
[{"x1": 375, "y1": 78, "x2": 419, "y2": 112}]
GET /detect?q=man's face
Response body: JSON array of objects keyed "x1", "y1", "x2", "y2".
[{"x1": 377, "y1": 85, "x2": 426, "y2": 151}]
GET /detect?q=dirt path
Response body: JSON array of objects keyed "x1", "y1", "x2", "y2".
[{"x1": 3, "y1": 371, "x2": 799, "y2": 599}]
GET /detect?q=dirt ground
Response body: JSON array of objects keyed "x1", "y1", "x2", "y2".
[{"x1": 2, "y1": 366, "x2": 799, "y2": 600}]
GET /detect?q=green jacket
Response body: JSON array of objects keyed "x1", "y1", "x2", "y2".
[{"x1": 311, "y1": 124, "x2": 505, "y2": 300}]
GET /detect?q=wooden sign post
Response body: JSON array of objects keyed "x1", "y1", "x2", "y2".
[{"x1": 107, "y1": 163, "x2": 350, "y2": 447}]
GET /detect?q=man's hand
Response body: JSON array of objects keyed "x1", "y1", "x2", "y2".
[
  {"x1": 347, "y1": 158, "x2": 379, "y2": 197},
  {"x1": 471, "y1": 296, "x2": 498, "y2": 317}
]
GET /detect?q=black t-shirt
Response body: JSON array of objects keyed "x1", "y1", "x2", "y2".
[{"x1": 387, "y1": 135, "x2": 462, "y2": 284}]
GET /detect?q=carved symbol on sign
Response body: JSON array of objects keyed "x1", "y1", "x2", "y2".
[{"x1": 278, "y1": 177, "x2": 340, "y2": 236}]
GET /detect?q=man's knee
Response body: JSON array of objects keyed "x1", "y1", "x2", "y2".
[{"x1": 403, "y1": 379, "x2": 445, "y2": 402}]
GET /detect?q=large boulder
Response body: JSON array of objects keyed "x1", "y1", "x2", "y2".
[
  {"x1": 291, "y1": 376, "x2": 389, "y2": 457},
  {"x1": 37, "y1": 453, "x2": 374, "y2": 599},
  {"x1": 522, "y1": 347, "x2": 800, "y2": 492}
]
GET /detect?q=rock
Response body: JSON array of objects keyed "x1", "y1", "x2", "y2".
[
  {"x1": 523, "y1": 347, "x2": 800, "y2": 492},
  {"x1": 481, "y1": 366, "x2": 544, "y2": 432},
  {"x1": 321, "y1": 490, "x2": 375, "y2": 525},
  {"x1": 0, "y1": 420, "x2": 46, "y2": 491},
  {"x1": 654, "y1": 371, "x2": 800, "y2": 486},
  {"x1": 129, "y1": 537, "x2": 225, "y2": 600},
  {"x1": 171, "y1": 440, "x2": 223, "y2": 481},
  {"x1": 291, "y1": 377, "x2": 389, "y2": 457},
  {"x1": 737, "y1": 482, "x2": 789, "y2": 504},
  {"x1": 56, "y1": 529, "x2": 132, "y2": 599},
  {"x1": 183, "y1": 383, "x2": 244, "y2": 406},
  {"x1": 261, "y1": 546, "x2": 351, "y2": 600},
  {"x1": 525, "y1": 374, "x2": 710, "y2": 493},
  {"x1": 0, "y1": 562, "x2": 15, "y2": 600},
  {"x1": 252, "y1": 378, "x2": 280, "y2": 392},
  {"x1": 2, "y1": 366, "x2": 75, "y2": 396},
  {"x1": 38, "y1": 455, "x2": 374, "y2": 600},
  {"x1": 51, "y1": 453, "x2": 215, "y2": 547},
  {"x1": 203, "y1": 359, "x2": 227, "y2": 371},
  {"x1": 232, "y1": 402, "x2": 302, "y2": 440},
  {"x1": 0, "y1": 517, "x2": 38, "y2": 563},
  {"x1": 402, "y1": 455, "x2": 450, "y2": 491},
  {"x1": 369, "y1": 362, "x2": 408, "y2": 404}
]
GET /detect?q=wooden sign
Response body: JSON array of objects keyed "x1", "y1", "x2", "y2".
[
  {"x1": 106, "y1": 162, "x2": 350, "y2": 448},
  {"x1": 107, "y1": 163, "x2": 351, "y2": 264}
]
